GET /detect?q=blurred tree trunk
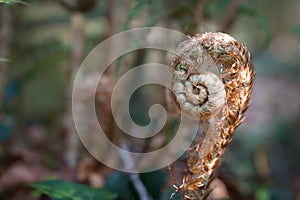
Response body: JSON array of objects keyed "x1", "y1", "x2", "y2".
[
  {"x1": 0, "y1": 5, "x2": 12, "y2": 114},
  {"x1": 64, "y1": 12, "x2": 84, "y2": 172},
  {"x1": 106, "y1": 0, "x2": 129, "y2": 75}
]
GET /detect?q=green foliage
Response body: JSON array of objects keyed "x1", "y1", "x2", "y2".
[
  {"x1": 140, "y1": 170, "x2": 166, "y2": 199},
  {"x1": 30, "y1": 179, "x2": 118, "y2": 200},
  {"x1": 116, "y1": 0, "x2": 273, "y2": 74},
  {"x1": 0, "y1": 0, "x2": 28, "y2": 5},
  {"x1": 105, "y1": 170, "x2": 166, "y2": 200},
  {"x1": 9, "y1": 2, "x2": 71, "y2": 123},
  {"x1": 105, "y1": 172, "x2": 137, "y2": 200},
  {"x1": 255, "y1": 187, "x2": 269, "y2": 200},
  {"x1": 116, "y1": 0, "x2": 199, "y2": 75},
  {"x1": 116, "y1": 0, "x2": 152, "y2": 76}
]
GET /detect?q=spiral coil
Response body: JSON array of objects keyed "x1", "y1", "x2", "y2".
[{"x1": 169, "y1": 32, "x2": 255, "y2": 199}]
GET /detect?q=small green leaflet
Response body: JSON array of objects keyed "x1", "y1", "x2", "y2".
[{"x1": 30, "y1": 179, "x2": 117, "y2": 200}]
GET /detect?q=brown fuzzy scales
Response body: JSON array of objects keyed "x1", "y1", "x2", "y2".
[{"x1": 169, "y1": 32, "x2": 255, "y2": 199}]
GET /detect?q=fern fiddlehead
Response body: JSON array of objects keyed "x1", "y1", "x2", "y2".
[{"x1": 169, "y1": 32, "x2": 255, "y2": 199}]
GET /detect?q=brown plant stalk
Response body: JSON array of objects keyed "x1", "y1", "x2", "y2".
[{"x1": 169, "y1": 32, "x2": 255, "y2": 199}]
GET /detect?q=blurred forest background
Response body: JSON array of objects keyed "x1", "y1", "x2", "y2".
[{"x1": 0, "y1": 0, "x2": 300, "y2": 200}]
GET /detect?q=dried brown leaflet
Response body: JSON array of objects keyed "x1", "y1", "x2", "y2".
[{"x1": 169, "y1": 32, "x2": 255, "y2": 199}]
